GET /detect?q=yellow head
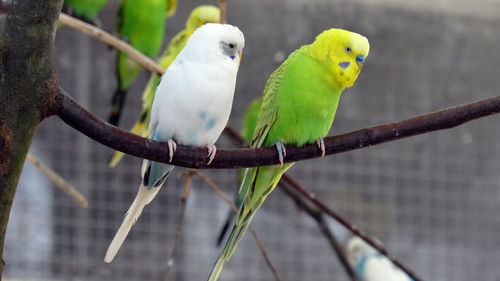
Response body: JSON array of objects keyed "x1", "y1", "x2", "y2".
[
  {"x1": 308, "y1": 28, "x2": 370, "y2": 89},
  {"x1": 186, "y1": 5, "x2": 221, "y2": 30}
]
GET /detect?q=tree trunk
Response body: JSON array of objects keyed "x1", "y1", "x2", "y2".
[{"x1": 0, "y1": 0, "x2": 62, "y2": 278}]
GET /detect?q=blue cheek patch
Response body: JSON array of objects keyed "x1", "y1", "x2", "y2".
[
  {"x1": 338, "y1": 61, "x2": 350, "y2": 69},
  {"x1": 230, "y1": 55, "x2": 236, "y2": 60}
]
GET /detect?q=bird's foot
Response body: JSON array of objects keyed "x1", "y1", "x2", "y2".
[
  {"x1": 167, "y1": 139, "x2": 177, "y2": 162},
  {"x1": 206, "y1": 144, "x2": 217, "y2": 165},
  {"x1": 271, "y1": 141, "x2": 286, "y2": 167},
  {"x1": 316, "y1": 138, "x2": 325, "y2": 157}
]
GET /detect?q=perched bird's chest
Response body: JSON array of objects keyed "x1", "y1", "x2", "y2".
[
  {"x1": 266, "y1": 57, "x2": 342, "y2": 147},
  {"x1": 154, "y1": 62, "x2": 237, "y2": 146}
]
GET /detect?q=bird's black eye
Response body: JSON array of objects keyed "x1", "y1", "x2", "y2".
[
  {"x1": 229, "y1": 43, "x2": 235, "y2": 49},
  {"x1": 345, "y1": 47, "x2": 352, "y2": 53}
]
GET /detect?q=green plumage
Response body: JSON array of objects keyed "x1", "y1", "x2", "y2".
[
  {"x1": 208, "y1": 28, "x2": 370, "y2": 281},
  {"x1": 116, "y1": 0, "x2": 168, "y2": 89},
  {"x1": 242, "y1": 98, "x2": 262, "y2": 142},
  {"x1": 65, "y1": 0, "x2": 108, "y2": 19},
  {"x1": 108, "y1": 0, "x2": 176, "y2": 126}
]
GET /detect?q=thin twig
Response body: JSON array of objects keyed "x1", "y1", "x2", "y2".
[
  {"x1": 162, "y1": 171, "x2": 193, "y2": 281},
  {"x1": 58, "y1": 13, "x2": 164, "y2": 75},
  {"x1": 218, "y1": 0, "x2": 226, "y2": 23},
  {"x1": 55, "y1": 89, "x2": 500, "y2": 170},
  {"x1": 282, "y1": 175, "x2": 420, "y2": 281},
  {"x1": 26, "y1": 153, "x2": 88, "y2": 207},
  {"x1": 191, "y1": 170, "x2": 281, "y2": 281},
  {"x1": 277, "y1": 179, "x2": 359, "y2": 281},
  {"x1": 316, "y1": 215, "x2": 360, "y2": 281}
]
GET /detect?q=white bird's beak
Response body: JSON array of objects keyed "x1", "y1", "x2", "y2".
[{"x1": 238, "y1": 49, "x2": 243, "y2": 61}]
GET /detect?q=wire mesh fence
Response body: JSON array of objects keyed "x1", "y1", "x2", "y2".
[{"x1": 4, "y1": 0, "x2": 500, "y2": 280}]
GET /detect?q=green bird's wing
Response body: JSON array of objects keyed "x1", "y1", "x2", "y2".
[
  {"x1": 108, "y1": 0, "x2": 170, "y2": 126},
  {"x1": 250, "y1": 60, "x2": 290, "y2": 148},
  {"x1": 117, "y1": 0, "x2": 168, "y2": 86},
  {"x1": 65, "y1": 0, "x2": 109, "y2": 19},
  {"x1": 242, "y1": 98, "x2": 262, "y2": 142}
]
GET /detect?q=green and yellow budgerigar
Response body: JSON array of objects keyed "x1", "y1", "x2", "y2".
[
  {"x1": 107, "y1": 0, "x2": 178, "y2": 126},
  {"x1": 109, "y1": 5, "x2": 221, "y2": 167},
  {"x1": 216, "y1": 97, "x2": 261, "y2": 246},
  {"x1": 208, "y1": 28, "x2": 370, "y2": 281},
  {"x1": 64, "y1": 0, "x2": 109, "y2": 20}
]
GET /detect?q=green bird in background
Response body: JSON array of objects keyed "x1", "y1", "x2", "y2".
[
  {"x1": 108, "y1": 5, "x2": 221, "y2": 167},
  {"x1": 208, "y1": 28, "x2": 370, "y2": 281},
  {"x1": 64, "y1": 0, "x2": 109, "y2": 20},
  {"x1": 107, "y1": 0, "x2": 178, "y2": 126},
  {"x1": 215, "y1": 97, "x2": 261, "y2": 246}
]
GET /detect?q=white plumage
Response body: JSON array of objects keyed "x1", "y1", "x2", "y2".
[{"x1": 105, "y1": 23, "x2": 245, "y2": 263}]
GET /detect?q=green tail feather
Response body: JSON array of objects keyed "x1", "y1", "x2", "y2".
[
  {"x1": 207, "y1": 255, "x2": 226, "y2": 281},
  {"x1": 208, "y1": 207, "x2": 254, "y2": 281},
  {"x1": 208, "y1": 165, "x2": 292, "y2": 281}
]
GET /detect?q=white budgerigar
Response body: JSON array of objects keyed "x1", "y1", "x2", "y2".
[
  {"x1": 346, "y1": 237, "x2": 414, "y2": 281},
  {"x1": 104, "y1": 23, "x2": 245, "y2": 263}
]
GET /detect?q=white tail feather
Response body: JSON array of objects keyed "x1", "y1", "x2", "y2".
[{"x1": 104, "y1": 184, "x2": 160, "y2": 263}]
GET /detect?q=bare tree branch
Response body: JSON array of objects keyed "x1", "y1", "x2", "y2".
[
  {"x1": 26, "y1": 153, "x2": 88, "y2": 207},
  {"x1": 218, "y1": 0, "x2": 226, "y2": 23},
  {"x1": 54, "y1": 89, "x2": 500, "y2": 170},
  {"x1": 58, "y1": 13, "x2": 164, "y2": 75},
  {"x1": 277, "y1": 179, "x2": 360, "y2": 281},
  {"x1": 282, "y1": 175, "x2": 421, "y2": 281},
  {"x1": 162, "y1": 171, "x2": 193, "y2": 281}
]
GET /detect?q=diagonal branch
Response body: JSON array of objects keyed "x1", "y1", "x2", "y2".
[
  {"x1": 57, "y1": 13, "x2": 164, "y2": 75},
  {"x1": 54, "y1": 88, "x2": 500, "y2": 169},
  {"x1": 277, "y1": 179, "x2": 360, "y2": 281},
  {"x1": 282, "y1": 174, "x2": 421, "y2": 280},
  {"x1": 26, "y1": 153, "x2": 88, "y2": 207},
  {"x1": 162, "y1": 171, "x2": 193, "y2": 281}
]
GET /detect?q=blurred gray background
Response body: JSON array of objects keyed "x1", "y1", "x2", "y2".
[{"x1": 3, "y1": 0, "x2": 500, "y2": 280}]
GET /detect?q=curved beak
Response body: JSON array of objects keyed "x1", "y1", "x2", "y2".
[
  {"x1": 356, "y1": 55, "x2": 365, "y2": 65},
  {"x1": 238, "y1": 49, "x2": 243, "y2": 61}
]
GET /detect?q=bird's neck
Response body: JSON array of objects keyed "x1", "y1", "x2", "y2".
[{"x1": 300, "y1": 45, "x2": 347, "y2": 92}]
